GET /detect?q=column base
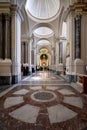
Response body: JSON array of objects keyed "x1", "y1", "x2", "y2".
[
  {"x1": 66, "y1": 74, "x2": 77, "y2": 83},
  {"x1": 74, "y1": 58, "x2": 84, "y2": 74},
  {"x1": 0, "y1": 59, "x2": 12, "y2": 85},
  {"x1": 0, "y1": 75, "x2": 21, "y2": 85},
  {"x1": 12, "y1": 75, "x2": 21, "y2": 84},
  {"x1": 0, "y1": 76, "x2": 12, "y2": 85},
  {"x1": 56, "y1": 71, "x2": 61, "y2": 75}
]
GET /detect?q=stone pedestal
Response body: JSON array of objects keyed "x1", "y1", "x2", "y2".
[
  {"x1": 58, "y1": 63, "x2": 64, "y2": 75},
  {"x1": 66, "y1": 57, "x2": 71, "y2": 74},
  {"x1": 58, "y1": 63, "x2": 63, "y2": 71},
  {"x1": 74, "y1": 58, "x2": 84, "y2": 74},
  {"x1": 66, "y1": 73, "x2": 77, "y2": 83},
  {"x1": 0, "y1": 59, "x2": 12, "y2": 85},
  {"x1": 22, "y1": 63, "x2": 30, "y2": 76}
]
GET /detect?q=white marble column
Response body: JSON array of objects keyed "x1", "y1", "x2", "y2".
[
  {"x1": 59, "y1": 42, "x2": 63, "y2": 63},
  {"x1": 11, "y1": 6, "x2": 21, "y2": 83},
  {"x1": 58, "y1": 41, "x2": 64, "y2": 73},
  {"x1": 51, "y1": 49, "x2": 54, "y2": 65},
  {"x1": 24, "y1": 42, "x2": 28, "y2": 63},
  {"x1": 34, "y1": 48, "x2": 37, "y2": 71},
  {"x1": 29, "y1": 38, "x2": 33, "y2": 72},
  {"x1": 66, "y1": 12, "x2": 75, "y2": 74},
  {"x1": 55, "y1": 40, "x2": 59, "y2": 71},
  {"x1": 27, "y1": 41, "x2": 30, "y2": 65}
]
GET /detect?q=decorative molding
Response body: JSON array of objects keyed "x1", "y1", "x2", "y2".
[
  {"x1": 74, "y1": 3, "x2": 86, "y2": 12},
  {"x1": 11, "y1": 4, "x2": 23, "y2": 20},
  {"x1": 64, "y1": 3, "x2": 87, "y2": 21},
  {"x1": 0, "y1": 2, "x2": 10, "y2": 13}
]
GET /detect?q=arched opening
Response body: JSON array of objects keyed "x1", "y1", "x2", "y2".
[{"x1": 37, "y1": 48, "x2": 50, "y2": 71}]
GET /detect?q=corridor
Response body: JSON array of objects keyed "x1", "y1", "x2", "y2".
[{"x1": 0, "y1": 71, "x2": 87, "y2": 130}]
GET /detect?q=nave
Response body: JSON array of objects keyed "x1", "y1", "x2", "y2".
[{"x1": 0, "y1": 71, "x2": 87, "y2": 130}]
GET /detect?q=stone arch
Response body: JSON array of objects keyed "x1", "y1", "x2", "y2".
[{"x1": 31, "y1": 23, "x2": 55, "y2": 37}]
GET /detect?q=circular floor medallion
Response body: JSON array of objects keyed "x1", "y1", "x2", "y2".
[{"x1": 31, "y1": 91, "x2": 57, "y2": 102}]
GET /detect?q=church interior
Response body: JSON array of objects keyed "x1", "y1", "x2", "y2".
[{"x1": 0, "y1": 0, "x2": 87, "y2": 130}]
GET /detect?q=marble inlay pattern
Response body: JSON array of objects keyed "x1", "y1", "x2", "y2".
[
  {"x1": 31, "y1": 91, "x2": 57, "y2": 102},
  {"x1": 0, "y1": 72, "x2": 87, "y2": 130},
  {"x1": 58, "y1": 89, "x2": 75, "y2": 95},
  {"x1": 47, "y1": 104, "x2": 77, "y2": 123},
  {"x1": 9, "y1": 104, "x2": 40, "y2": 123},
  {"x1": 46, "y1": 86, "x2": 59, "y2": 90},
  {"x1": 24, "y1": 71, "x2": 64, "y2": 82},
  {"x1": 2, "y1": 85, "x2": 83, "y2": 124},
  {"x1": 30, "y1": 86, "x2": 42, "y2": 90},
  {"x1": 30, "y1": 76, "x2": 42, "y2": 80},
  {"x1": 13, "y1": 89, "x2": 29, "y2": 95},
  {"x1": 63, "y1": 96, "x2": 83, "y2": 108},
  {"x1": 4, "y1": 96, "x2": 24, "y2": 108}
]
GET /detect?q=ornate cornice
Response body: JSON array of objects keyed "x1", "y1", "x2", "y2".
[
  {"x1": 11, "y1": 4, "x2": 23, "y2": 20},
  {"x1": 0, "y1": 2, "x2": 10, "y2": 14},
  {"x1": 64, "y1": 3, "x2": 87, "y2": 21},
  {"x1": 73, "y1": 3, "x2": 86, "y2": 13}
]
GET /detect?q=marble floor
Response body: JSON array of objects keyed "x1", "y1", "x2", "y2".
[{"x1": 0, "y1": 71, "x2": 87, "y2": 130}]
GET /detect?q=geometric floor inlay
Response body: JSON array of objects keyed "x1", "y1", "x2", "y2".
[
  {"x1": 13, "y1": 89, "x2": 29, "y2": 95},
  {"x1": 31, "y1": 91, "x2": 57, "y2": 102},
  {"x1": 47, "y1": 104, "x2": 77, "y2": 123},
  {"x1": 3, "y1": 86, "x2": 83, "y2": 124},
  {"x1": 30, "y1": 86, "x2": 42, "y2": 90},
  {"x1": 63, "y1": 96, "x2": 83, "y2": 108},
  {"x1": 30, "y1": 77, "x2": 42, "y2": 80},
  {"x1": 4, "y1": 96, "x2": 24, "y2": 109},
  {"x1": 9, "y1": 104, "x2": 40, "y2": 123},
  {"x1": 0, "y1": 71, "x2": 86, "y2": 129},
  {"x1": 46, "y1": 86, "x2": 59, "y2": 90},
  {"x1": 58, "y1": 89, "x2": 75, "y2": 95}
]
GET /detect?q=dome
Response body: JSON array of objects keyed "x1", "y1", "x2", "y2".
[
  {"x1": 25, "y1": 0, "x2": 60, "y2": 21},
  {"x1": 34, "y1": 27, "x2": 54, "y2": 37}
]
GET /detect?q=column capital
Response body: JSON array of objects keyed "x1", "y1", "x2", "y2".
[
  {"x1": 73, "y1": 2, "x2": 87, "y2": 14},
  {"x1": 11, "y1": 4, "x2": 23, "y2": 20},
  {"x1": 10, "y1": 5, "x2": 17, "y2": 16},
  {"x1": 75, "y1": 13, "x2": 82, "y2": 20},
  {"x1": 4, "y1": 13, "x2": 10, "y2": 21}
]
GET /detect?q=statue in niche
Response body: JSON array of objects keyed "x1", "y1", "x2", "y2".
[{"x1": 66, "y1": 42, "x2": 70, "y2": 57}]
